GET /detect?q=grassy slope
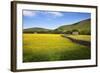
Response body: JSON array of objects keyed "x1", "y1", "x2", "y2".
[
  {"x1": 23, "y1": 19, "x2": 91, "y2": 34},
  {"x1": 55, "y1": 19, "x2": 91, "y2": 33},
  {"x1": 23, "y1": 34, "x2": 90, "y2": 62},
  {"x1": 23, "y1": 27, "x2": 51, "y2": 33},
  {"x1": 67, "y1": 35, "x2": 91, "y2": 42}
]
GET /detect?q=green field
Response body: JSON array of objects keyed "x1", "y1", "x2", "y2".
[
  {"x1": 67, "y1": 35, "x2": 91, "y2": 42},
  {"x1": 23, "y1": 34, "x2": 90, "y2": 62}
]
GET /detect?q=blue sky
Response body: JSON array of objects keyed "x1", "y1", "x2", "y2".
[{"x1": 23, "y1": 10, "x2": 91, "y2": 29}]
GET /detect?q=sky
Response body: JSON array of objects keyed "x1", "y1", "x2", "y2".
[{"x1": 23, "y1": 10, "x2": 91, "y2": 29}]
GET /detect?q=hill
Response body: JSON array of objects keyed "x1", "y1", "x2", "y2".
[
  {"x1": 23, "y1": 27, "x2": 51, "y2": 33},
  {"x1": 55, "y1": 19, "x2": 91, "y2": 34},
  {"x1": 23, "y1": 19, "x2": 91, "y2": 35}
]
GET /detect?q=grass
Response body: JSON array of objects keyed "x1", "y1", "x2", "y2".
[
  {"x1": 23, "y1": 34, "x2": 91, "y2": 62},
  {"x1": 67, "y1": 35, "x2": 91, "y2": 42}
]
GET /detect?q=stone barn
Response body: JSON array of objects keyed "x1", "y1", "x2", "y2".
[
  {"x1": 72, "y1": 31, "x2": 79, "y2": 35},
  {"x1": 34, "y1": 32, "x2": 38, "y2": 34}
]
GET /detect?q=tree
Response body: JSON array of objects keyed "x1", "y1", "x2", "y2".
[
  {"x1": 72, "y1": 29, "x2": 79, "y2": 32},
  {"x1": 65, "y1": 31, "x2": 72, "y2": 34}
]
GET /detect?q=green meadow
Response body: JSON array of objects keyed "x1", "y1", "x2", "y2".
[
  {"x1": 23, "y1": 34, "x2": 90, "y2": 62},
  {"x1": 67, "y1": 35, "x2": 91, "y2": 42}
]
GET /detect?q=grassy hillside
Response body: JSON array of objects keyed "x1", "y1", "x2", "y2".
[
  {"x1": 23, "y1": 19, "x2": 91, "y2": 35},
  {"x1": 55, "y1": 19, "x2": 91, "y2": 34},
  {"x1": 23, "y1": 27, "x2": 51, "y2": 33}
]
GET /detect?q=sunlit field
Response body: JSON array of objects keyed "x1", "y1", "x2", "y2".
[
  {"x1": 23, "y1": 34, "x2": 90, "y2": 62},
  {"x1": 67, "y1": 35, "x2": 91, "y2": 42}
]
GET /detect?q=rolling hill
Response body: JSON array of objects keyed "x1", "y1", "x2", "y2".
[
  {"x1": 55, "y1": 19, "x2": 91, "y2": 34},
  {"x1": 23, "y1": 19, "x2": 91, "y2": 34},
  {"x1": 23, "y1": 27, "x2": 51, "y2": 33}
]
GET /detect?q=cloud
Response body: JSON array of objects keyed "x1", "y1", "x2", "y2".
[
  {"x1": 23, "y1": 10, "x2": 63, "y2": 18},
  {"x1": 23, "y1": 11, "x2": 36, "y2": 17},
  {"x1": 46, "y1": 12, "x2": 63, "y2": 17}
]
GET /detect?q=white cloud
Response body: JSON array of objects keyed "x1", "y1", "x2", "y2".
[
  {"x1": 23, "y1": 11, "x2": 36, "y2": 17},
  {"x1": 23, "y1": 11, "x2": 63, "y2": 18},
  {"x1": 47, "y1": 12, "x2": 63, "y2": 17}
]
